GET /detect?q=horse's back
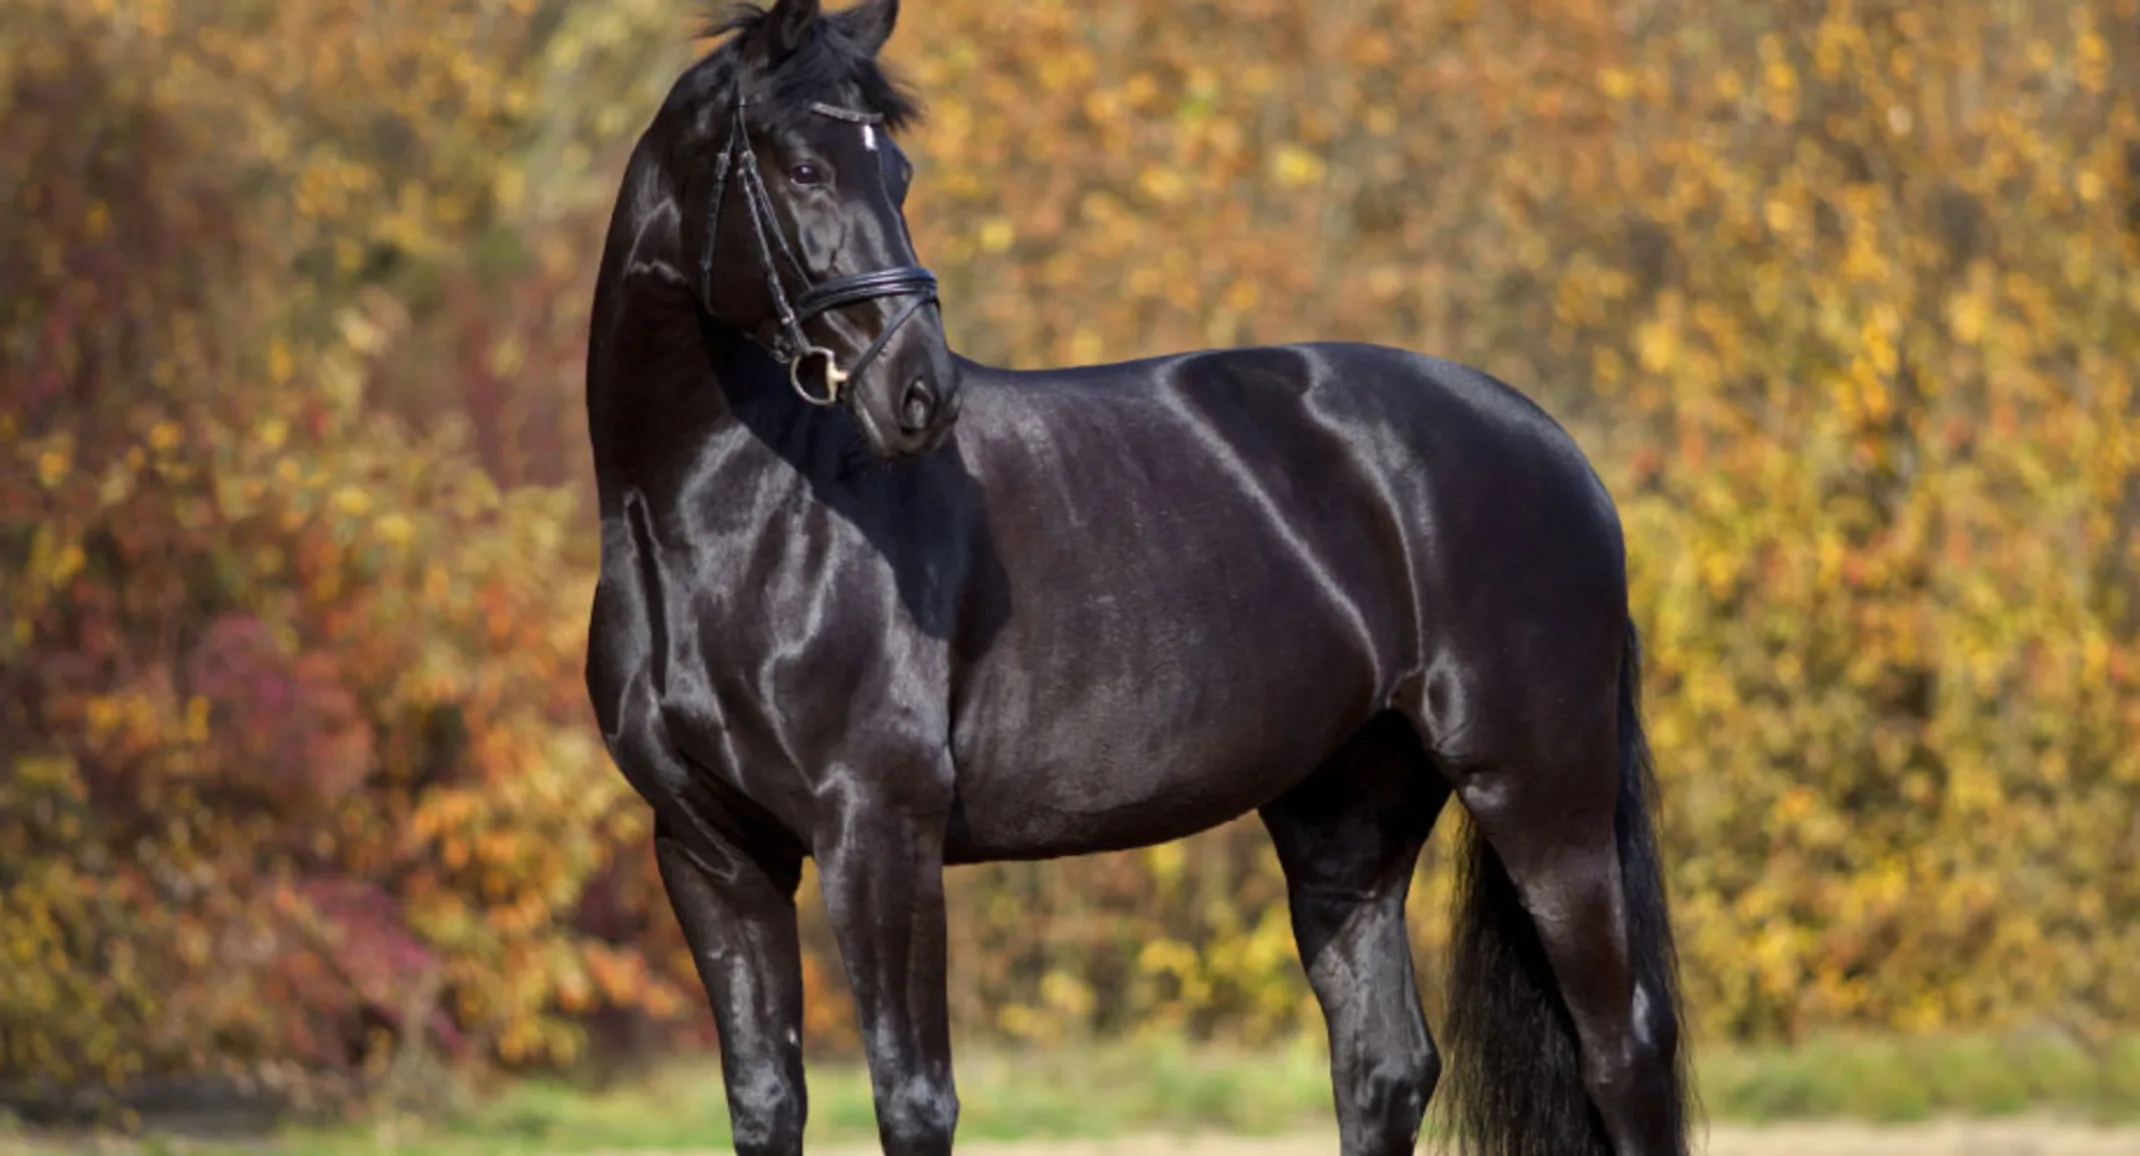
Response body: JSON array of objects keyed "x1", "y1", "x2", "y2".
[{"x1": 958, "y1": 339, "x2": 1625, "y2": 619}]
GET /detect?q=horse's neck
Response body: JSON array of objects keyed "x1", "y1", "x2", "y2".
[
  {"x1": 590, "y1": 291, "x2": 876, "y2": 537},
  {"x1": 585, "y1": 180, "x2": 798, "y2": 502}
]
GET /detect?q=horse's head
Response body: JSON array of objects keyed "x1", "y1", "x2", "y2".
[{"x1": 679, "y1": 0, "x2": 957, "y2": 459}]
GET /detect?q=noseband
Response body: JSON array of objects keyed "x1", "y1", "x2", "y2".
[{"x1": 698, "y1": 83, "x2": 940, "y2": 407}]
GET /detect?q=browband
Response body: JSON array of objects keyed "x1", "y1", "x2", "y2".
[{"x1": 808, "y1": 101, "x2": 884, "y2": 124}]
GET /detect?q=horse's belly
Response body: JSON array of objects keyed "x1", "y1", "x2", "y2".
[
  {"x1": 943, "y1": 621, "x2": 1382, "y2": 862},
  {"x1": 943, "y1": 746, "x2": 1326, "y2": 863}
]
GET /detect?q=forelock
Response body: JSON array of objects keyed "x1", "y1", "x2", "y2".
[{"x1": 698, "y1": 3, "x2": 922, "y2": 135}]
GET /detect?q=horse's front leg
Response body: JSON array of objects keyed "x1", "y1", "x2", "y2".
[
  {"x1": 815, "y1": 786, "x2": 958, "y2": 1156},
  {"x1": 653, "y1": 814, "x2": 808, "y2": 1156}
]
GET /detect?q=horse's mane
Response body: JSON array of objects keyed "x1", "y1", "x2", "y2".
[{"x1": 698, "y1": 3, "x2": 923, "y2": 134}]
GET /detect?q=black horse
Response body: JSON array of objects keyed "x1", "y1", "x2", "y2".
[{"x1": 584, "y1": 3, "x2": 1688, "y2": 1154}]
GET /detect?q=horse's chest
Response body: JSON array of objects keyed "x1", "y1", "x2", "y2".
[
  {"x1": 658, "y1": 546, "x2": 947, "y2": 779},
  {"x1": 644, "y1": 614, "x2": 859, "y2": 837}
]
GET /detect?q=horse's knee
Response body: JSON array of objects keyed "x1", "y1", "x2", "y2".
[{"x1": 877, "y1": 1072, "x2": 958, "y2": 1154}]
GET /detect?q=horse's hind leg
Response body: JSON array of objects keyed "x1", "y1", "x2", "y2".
[
  {"x1": 1261, "y1": 712, "x2": 1451, "y2": 1156},
  {"x1": 1442, "y1": 653, "x2": 1685, "y2": 1156}
]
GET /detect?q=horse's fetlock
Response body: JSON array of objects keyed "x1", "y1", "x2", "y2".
[
  {"x1": 1346, "y1": 1051, "x2": 1435, "y2": 1148},
  {"x1": 878, "y1": 1074, "x2": 959, "y2": 1147},
  {"x1": 1579, "y1": 1037, "x2": 1641, "y2": 1101},
  {"x1": 728, "y1": 1073, "x2": 804, "y2": 1156},
  {"x1": 1418, "y1": 1042, "x2": 1444, "y2": 1098}
]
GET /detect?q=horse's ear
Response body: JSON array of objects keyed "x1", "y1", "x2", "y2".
[
  {"x1": 835, "y1": 0, "x2": 899, "y2": 57},
  {"x1": 759, "y1": 0, "x2": 820, "y2": 63}
]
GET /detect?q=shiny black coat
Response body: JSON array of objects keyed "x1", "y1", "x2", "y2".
[
  {"x1": 596, "y1": 341, "x2": 1626, "y2": 860},
  {"x1": 585, "y1": 4, "x2": 1687, "y2": 1155}
]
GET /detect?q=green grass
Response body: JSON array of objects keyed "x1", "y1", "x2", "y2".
[
  {"x1": 1697, "y1": 1030, "x2": 2140, "y2": 1124},
  {"x1": 6, "y1": 1032, "x2": 2136, "y2": 1154},
  {"x1": 326, "y1": 1037, "x2": 1337, "y2": 1154}
]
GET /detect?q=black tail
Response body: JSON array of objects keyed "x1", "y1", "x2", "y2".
[{"x1": 1442, "y1": 618, "x2": 1689, "y2": 1156}]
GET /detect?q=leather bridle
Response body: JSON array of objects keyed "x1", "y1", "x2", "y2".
[{"x1": 698, "y1": 80, "x2": 940, "y2": 407}]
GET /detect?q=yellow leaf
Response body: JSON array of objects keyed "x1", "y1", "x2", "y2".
[
  {"x1": 1269, "y1": 144, "x2": 1326, "y2": 188},
  {"x1": 333, "y1": 486, "x2": 374, "y2": 517},
  {"x1": 36, "y1": 447, "x2": 70, "y2": 489}
]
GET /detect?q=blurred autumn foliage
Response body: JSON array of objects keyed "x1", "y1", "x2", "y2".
[{"x1": 5, "y1": 0, "x2": 2139, "y2": 1107}]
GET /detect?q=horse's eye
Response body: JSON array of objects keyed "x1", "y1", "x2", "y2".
[{"x1": 788, "y1": 163, "x2": 824, "y2": 187}]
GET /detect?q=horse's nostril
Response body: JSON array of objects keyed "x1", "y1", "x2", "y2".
[{"x1": 900, "y1": 379, "x2": 935, "y2": 432}]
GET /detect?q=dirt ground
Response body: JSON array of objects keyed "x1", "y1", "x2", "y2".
[{"x1": 811, "y1": 1120, "x2": 2140, "y2": 1155}]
